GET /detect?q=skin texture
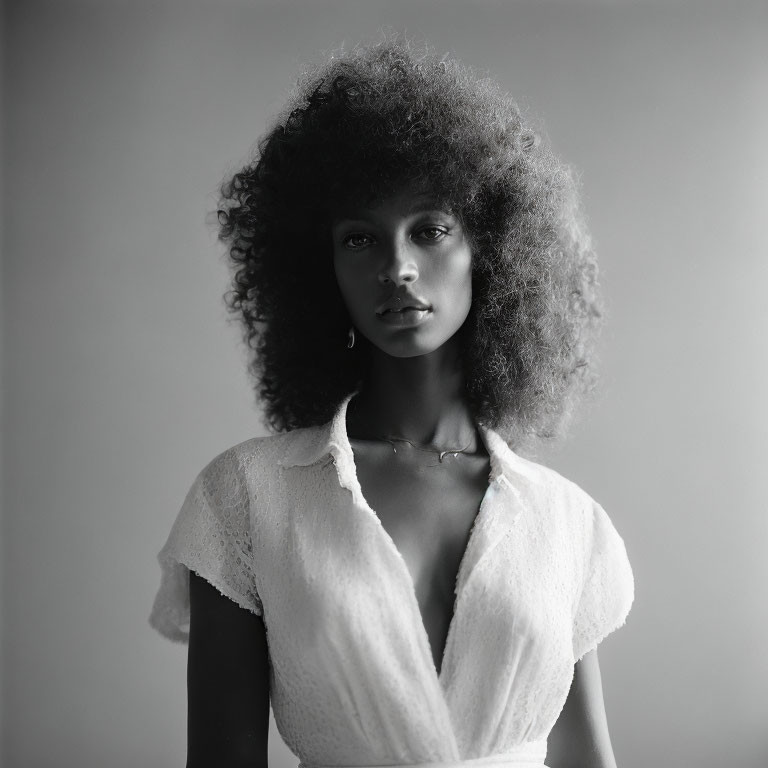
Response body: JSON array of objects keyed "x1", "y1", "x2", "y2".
[
  {"x1": 547, "y1": 650, "x2": 619, "y2": 768},
  {"x1": 334, "y1": 187, "x2": 492, "y2": 676},
  {"x1": 186, "y1": 189, "x2": 619, "y2": 767},
  {"x1": 187, "y1": 571, "x2": 270, "y2": 768},
  {"x1": 345, "y1": 422, "x2": 492, "y2": 677},
  {"x1": 331, "y1": 187, "x2": 473, "y2": 361}
]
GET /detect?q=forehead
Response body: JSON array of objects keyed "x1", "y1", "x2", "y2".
[{"x1": 332, "y1": 188, "x2": 453, "y2": 223}]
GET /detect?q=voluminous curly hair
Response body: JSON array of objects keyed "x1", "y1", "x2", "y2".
[{"x1": 218, "y1": 39, "x2": 603, "y2": 449}]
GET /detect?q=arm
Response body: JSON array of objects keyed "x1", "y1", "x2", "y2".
[
  {"x1": 545, "y1": 649, "x2": 618, "y2": 768},
  {"x1": 187, "y1": 570, "x2": 271, "y2": 768}
]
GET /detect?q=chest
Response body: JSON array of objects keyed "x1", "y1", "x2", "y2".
[
  {"x1": 351, "y1": 446, "x2": 491, "y2": 675},
  {"x1": 260, "y1": 439, "x2": 587, "y2": 760}
]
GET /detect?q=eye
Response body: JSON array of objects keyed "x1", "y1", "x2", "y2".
[
  {"x1": 341, "y1": 232, "x2": 375, "y2": 250},
  {"x1": 416, "y1": 226, "x2": 448, "y2": 242}
]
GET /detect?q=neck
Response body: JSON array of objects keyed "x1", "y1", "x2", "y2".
[{"x1": 347, "y1": 340, "x2": 482, "y2": 453}]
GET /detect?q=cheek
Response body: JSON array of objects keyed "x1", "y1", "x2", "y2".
[
  {"x1": 439, "y1": 249, "x2": 473, "y2": 305},
  {"x1": 333, "y1": 257, "x2": 355, "y2": 302},
  {"x1": 333, "y1": 257, "x2": 371, "y2": 315}
]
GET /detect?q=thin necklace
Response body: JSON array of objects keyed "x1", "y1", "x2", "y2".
[{"x1": 375, "y1": 434, "x2": 474, "y2": 463}]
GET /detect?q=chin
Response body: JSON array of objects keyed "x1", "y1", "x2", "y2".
[
  {"x1": 367, "y1": 329, "x2": 459, "y2": 359},
  {"x1": 381, "y1": 344, "x2": 435, "y2": 359}
]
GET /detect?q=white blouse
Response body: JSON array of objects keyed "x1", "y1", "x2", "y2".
[{"x1": 149, "y1": 393, "x2": 634, "y2": 768}]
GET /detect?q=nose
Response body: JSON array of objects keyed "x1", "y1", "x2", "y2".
[{"x1": 377, "y1": 237, "x2": 418, "y2": 286}]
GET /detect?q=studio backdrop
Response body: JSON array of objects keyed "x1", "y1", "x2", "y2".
[{"x1": 2, "y1": 1, "x2": 767, "y2": 767}]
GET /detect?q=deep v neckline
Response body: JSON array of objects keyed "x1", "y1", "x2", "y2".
[
  {"x1": 339, "y1": 401, "x2": 496, "y2": 686},
  {"x1": 357, "y1": 471, "x2": 494, "y2": 684}
]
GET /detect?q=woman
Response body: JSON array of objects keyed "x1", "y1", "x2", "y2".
[{"x1": 150, "y1": 39, "x2": 634, "y2": 768}]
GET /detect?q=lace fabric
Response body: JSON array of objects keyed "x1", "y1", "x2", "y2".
[
  {"x1": 149, "y1": 447, "x2": 262, "y2": 642},
  {"x1": 572, "y1": 502, "x2": 634, "y2": 662},
  {"x1": 149, "y1": 393, "x2": 633, "y2": 766}
]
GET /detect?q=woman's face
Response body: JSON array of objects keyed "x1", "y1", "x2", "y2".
[{"x1": 331, "y1": 188, "x2": 473, "y2": 359}]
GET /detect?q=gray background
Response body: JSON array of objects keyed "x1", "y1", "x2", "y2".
[{"x1": 2, "y1": 0, "x2": 767, "y2": 766}]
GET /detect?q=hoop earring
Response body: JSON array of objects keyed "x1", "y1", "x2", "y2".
[{"x1": 347, "y1": 326, "x2": 355, "y2": 349}]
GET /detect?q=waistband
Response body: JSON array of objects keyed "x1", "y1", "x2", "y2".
[{"x1": 299, "y1": 743, "x2": 548, "y2": 768}]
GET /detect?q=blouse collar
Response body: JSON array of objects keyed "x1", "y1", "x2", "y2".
[{"x1": 279, "y1": 391, "x2": 523, "y2": 485}]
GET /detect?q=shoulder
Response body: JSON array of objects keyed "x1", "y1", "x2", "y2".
[
  {"x1": 501, "y1": 452, "x2": 623, "y2": 558},
  {"x1": 506, "y1": 451, "x2": 599, "y2": 514},
  {"x1": 509, "y1": 457, "x2": 632, "y2": 581},
  {"x1": 195, "y1": 424, "x2": 328, "y2": 485}
]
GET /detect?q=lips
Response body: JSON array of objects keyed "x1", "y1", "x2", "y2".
[
  {"x1": 376, "y1": 306, "x2": 432, "y2": 327},
  {"x1": 376, "y1": 295, "x2": 432, "y2": 315},
  {"x1": 379, "y1": 306, "x2": 429, "y2": 314}
]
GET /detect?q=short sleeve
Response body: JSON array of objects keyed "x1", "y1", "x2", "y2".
[
  {"x1": 572, "y1": 502, "x2": 634, "y2": 662},
  {"x1": 148, "y1": 447, "x2": 263, "y2": 644}
]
